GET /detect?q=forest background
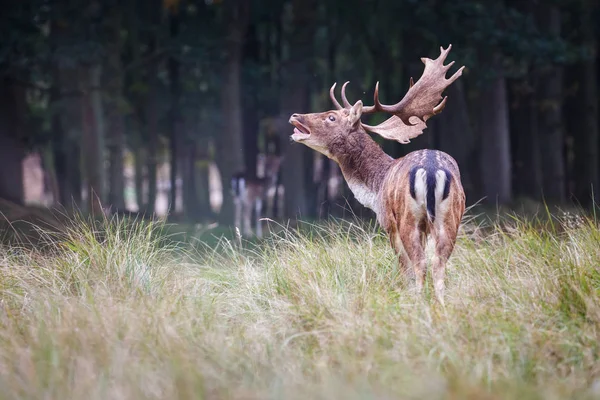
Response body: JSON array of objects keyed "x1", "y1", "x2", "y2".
[{"x1": 1, "y1": 0, "x2": 599, "y2": 232}]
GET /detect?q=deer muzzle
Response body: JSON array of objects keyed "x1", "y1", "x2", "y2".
[{"x1": 289, "y1": 114, "x2": 311, "y2": 141}]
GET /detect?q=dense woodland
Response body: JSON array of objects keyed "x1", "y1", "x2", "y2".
[{"x1": 1, "y1": 0, "x2": 599, "y2": 228}]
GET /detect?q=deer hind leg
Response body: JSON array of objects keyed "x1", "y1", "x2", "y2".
[
  {"x1": 390, "y1": 230, "x2": 413, "y2": 281},
  {"x1": 431, "y1": 212, "x2": 461, "y2": 305},
  {"x1": 276, "y1": 184, "x2": 285, "y2": 220},
  {"x1": 232, "y1": 176, "x2": 247, "y2": 236},
  {"x1": 430, "y1": 170, "x2": 463, "y2": 305},
  {"x1": 431, "y1": 228, "x2": 456, "y2": 306},
  {"x1": 242, "y1": 198, "x2": 253, "y2": 236},
  {"x1": 399, "y1": 223, "x2": 427, "y2": 293},
  {"x1": 233, "y1": 198, "x2": 242, "y2": 234},
  {"x1": 265, "y1": 186, "x2": 274, "y2": 219}
]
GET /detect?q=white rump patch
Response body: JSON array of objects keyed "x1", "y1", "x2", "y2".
[
  {"x1": 434, "y1": 169, "x2": 450, "y2": 222},
  {"x1": 411, "y1": 168, "x2": 427, "y2": 217}
]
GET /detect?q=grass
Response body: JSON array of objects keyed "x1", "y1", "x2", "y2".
[{"x1": 0, "y1": 209, "x2": 599, "y2": 399}]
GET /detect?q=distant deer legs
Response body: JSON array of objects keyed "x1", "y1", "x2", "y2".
[
  {"x1": 242, "y1": 198, "x2": 253, "y2": 237},
  {"x1": 255, "y1": 198, "x2": 263, "y2": 238},
  {"x1": 234, "y1": 197, "x2": 243, "y2": 235}
]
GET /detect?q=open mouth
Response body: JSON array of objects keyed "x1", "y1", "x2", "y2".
[{"x1": 289, "y1": 118, "x2": 311, "y2": 141}]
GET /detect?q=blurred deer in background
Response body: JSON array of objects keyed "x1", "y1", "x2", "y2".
[
  {"x1": 231, "y1": 134, "x2": 283, "y2": 238},
  {"x1": 258, "y1": 133, "x2": 284, "y2": 221},
  {"x1": 289, "y1": 45, "x2": 466, "y2": 305}
]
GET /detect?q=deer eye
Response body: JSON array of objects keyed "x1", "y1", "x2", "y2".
[{"x1": 328, "y1": 115, "x2": 335, "y2": 122}]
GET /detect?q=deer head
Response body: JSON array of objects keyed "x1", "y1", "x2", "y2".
[
  {"x1": 289, "y1": 45, "x2": 465, "y2": 154},
  {"x1": 290, "y1": 100, "x2": 365, "y2": 161}
]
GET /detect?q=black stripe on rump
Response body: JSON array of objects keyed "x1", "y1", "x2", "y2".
[
  {"x1": 426, "y1": 170, "x2": 437, "y2": 221},
  {"x1": 441, "y1": 168, "x2": 452, "y2": 200},
  {"x1": 409, "y1": 166, "x2": 420, "y2": 199}
]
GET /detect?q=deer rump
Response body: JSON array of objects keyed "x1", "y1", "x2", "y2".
[
  {"x1": 408, "y1": 164, "x2": 452, "y2": 223},
  {"x1": 383, "y1": 149, "x2": 457, "y2": 229}
]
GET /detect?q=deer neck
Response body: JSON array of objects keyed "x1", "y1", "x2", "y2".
[{"x1": 334, "y1": 130, "x2": 394, "y2": 215}]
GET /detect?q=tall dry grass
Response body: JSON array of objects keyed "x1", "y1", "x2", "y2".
[{"x1": 0, "y1": 210, "x2": 599, "y2": 399}]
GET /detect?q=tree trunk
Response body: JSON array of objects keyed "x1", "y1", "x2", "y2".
[
  {"x1": 509, "y1": 77, "x2": 543, "y2": 200},
  {"x1": 434, "y1": 80, "x2": 476, "y2": 201},
  {"x1": 53, "y1": 66, "x2": 83, "y2": 209},
  {"x1": 134, "y1": 146, "x2": 145, "y2": 212},
  {"x1": 181, "y1": 141, "x2": 199, "y2": 221},
  {"x1": 278, "y1": 0, "x2": 316, "y2": 220},
  {"x1": 145, "y1": 74, "x2": 159, "y2": 215},
  {"x1": 537, "y1": 6, "x2": 566, "y2": 204},
  {"x1": 144, "y1": 2, "x2": 161, "y2": 216},
  {"x1": 105, "y1": 9, "x2": 126, "y2": 211},
  {"x1": 216, "y1": 0, "x2": 250, "y2": 225},
  {"x1": 569, "y1": 1, "x2": 599, "y2": 206},
  {"x1": 0, "y1": 79, "x2": 25, "y2": 204},
  {"x1": 0, "y1": 134, "x2": 24, "y2": 205},
  {"x1": 505, "y1": 0, "x2": 542, "y2": 203},
  {"x1": 80, "y1": 65, "x2": 106, "y2": 215},
  {"x1": 243, "y1": 23, "x2": 260, "y2": 179},
  {"x1": 168, "y1": 9, "x2": 182, "y2": 214},
  {"x1": 49, "y1": 14, "x2": 84, "y2": 210},
  {"x1": 197, "y1": 143, "x2": 212, "y2": 221},
  {"x1": 51, "y1": 96, "x2": 69, "y2": 207},
  {"x1": 479, "y1": 74, "x2": 512, "y2": 205}
]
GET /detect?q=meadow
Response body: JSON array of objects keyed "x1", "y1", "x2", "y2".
[{"x1": 0, "y1": 207, "x2": 599, "y2": 399}]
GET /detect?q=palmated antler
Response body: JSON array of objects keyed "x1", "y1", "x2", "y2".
[
  {"x1": 330, "y1": 44, "x2": 465, "y2": 144},
  {"x1": 374, "y1": 44, "x2": 463, "y2": 126}
]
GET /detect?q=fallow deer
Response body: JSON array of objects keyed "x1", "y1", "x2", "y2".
[
  {"x1": 231, "y1": 139, "x2": 283, "y2": 238},
  {"x1": 289, "y1": 45, "x2": 466, "y2": 304}
]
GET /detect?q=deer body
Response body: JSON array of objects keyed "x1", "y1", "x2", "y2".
[
  {"x1": 379, "y1": 149, "x2": 465, "y2": 301},
  {"x1": 231, "y1": 172, "x2": 266, "y2": 238},
  {"x1": 231, "y1": 148, "x2": 283, "y2": 238},
  {"x1": 289, "y1": 45, "x2": 466, "y2": 304}
]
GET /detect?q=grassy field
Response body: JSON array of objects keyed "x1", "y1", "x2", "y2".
[{"x1": 0, "y1": 208, "x2": 599, "y2": 399}]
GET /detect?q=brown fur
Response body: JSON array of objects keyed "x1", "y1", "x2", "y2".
[{"x1": 289, "y1": 105, "x2": 465, "y2": 304}]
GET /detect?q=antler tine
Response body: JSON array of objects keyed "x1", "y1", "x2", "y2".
[
  {"x1": 361, "y1": 83, "x2": 378, "y2": 114},
  {"x1": 433, "y1": 96, "x2": 448, "y2": 115},
  {"x1": 447, "y1": 65, "x2": 465, "y2": 84},
  {"x1": 331, "y1": 81, "x2": 378, "y2": 113},
  {"x1": 433, "y1": 44, "x2": 452, "y2": 66},
  {"x1": 373, "y1": 80, "x2": 382, "y2": 109},
  {"x1": 341, "y1": 81, "x2": 352, "y2": 108},
  {"x1": 329, "y1": 83, "x2": 343, "y2": 110}
]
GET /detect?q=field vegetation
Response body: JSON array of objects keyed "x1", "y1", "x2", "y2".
[{"x1": 0, "y1": 208, "x2": 599, "y2": 399}]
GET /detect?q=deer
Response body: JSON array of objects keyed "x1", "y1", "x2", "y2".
[
  {"x1": 288, "y1": 45, "x2": 466, "y2": 305},
  {"x1": 231, "y1": 136, "x2": 283, "y2": 238}
]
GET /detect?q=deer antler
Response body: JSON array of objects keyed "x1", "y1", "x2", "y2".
[
  {"x1": 329, "y1": 83, "x2": 343, "y2": 110},
  {"x1": 329, "y1": 82, "x2": 377, "y2": 113},
  {"x1": 360, "y1": 80, "x2": 448, "y2": 143},
  {"x1": 374, "y1": 44, "x2": 464, "y2": 126},
  {"x1": 329, "y1": 45, "x2": 464, "y2": 144}
]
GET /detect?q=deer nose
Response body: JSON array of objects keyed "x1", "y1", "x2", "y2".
[{"x1": 291, "y1": 113, "x2": 300, "y2": 119}]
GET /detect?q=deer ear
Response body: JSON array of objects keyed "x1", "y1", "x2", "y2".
[{"x1": 349, "y1": 100, "x2": 363, "y2": 126}]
